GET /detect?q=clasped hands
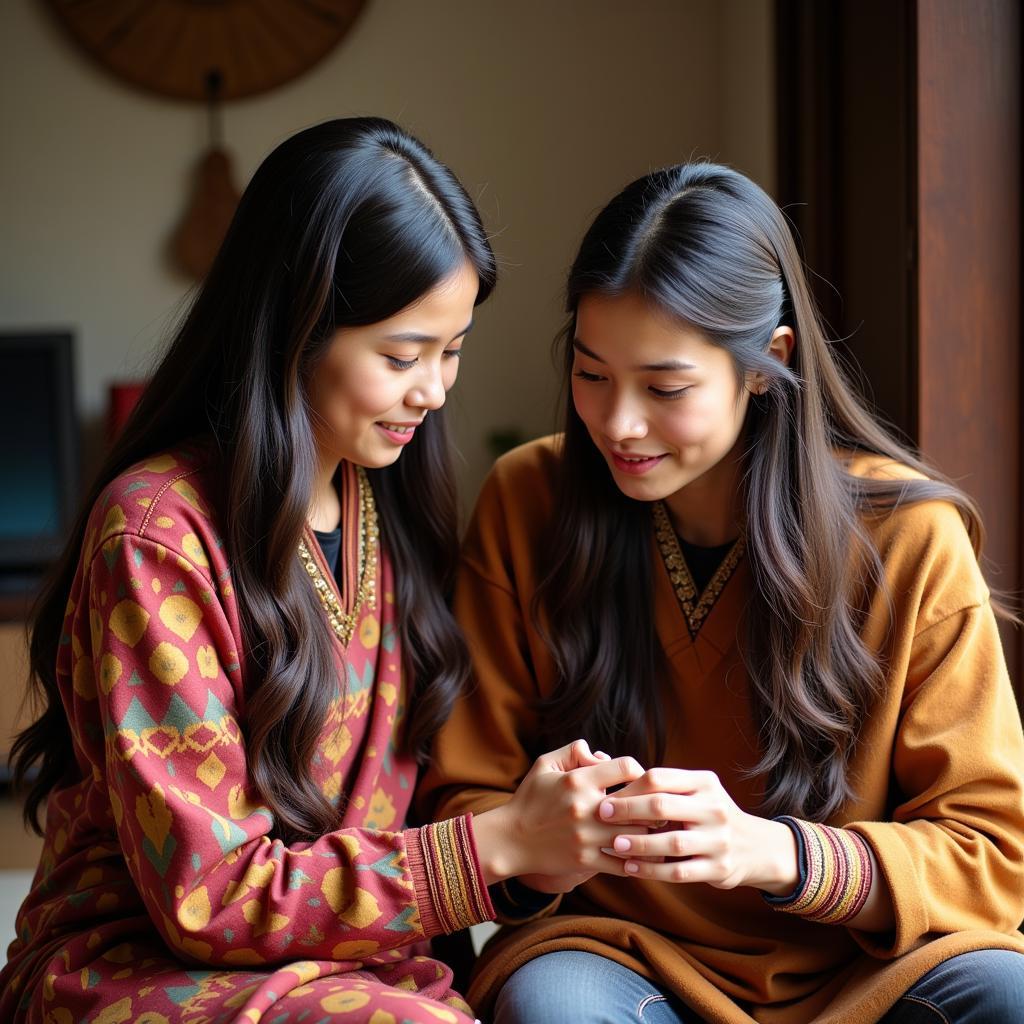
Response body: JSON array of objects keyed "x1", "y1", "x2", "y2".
[{"x1": 475, "y1": 739, "x2": 798, "y2": 898}]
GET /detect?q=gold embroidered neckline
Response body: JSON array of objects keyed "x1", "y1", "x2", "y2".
[
  {"x1": 299, "y1": 465, "x2": 379, "y2": 647},
  {"x1": 652, "y1": 501, "x2": 745, "y2": 639}
]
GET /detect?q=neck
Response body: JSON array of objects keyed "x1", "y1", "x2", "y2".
[
  {"x1": 664, "y1": 440, "x2": 744, "y2": 547},
  {"x1": 308, "y1": 452, "x2": 342, "y2": 532}
]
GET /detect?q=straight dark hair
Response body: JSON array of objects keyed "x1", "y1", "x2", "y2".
[
  {"x1": 534, "y1": 161, "x2": 1000, "y2": 822},
  {"x1": 12, "y1": 117, "x2": 496, "y2": 842}
]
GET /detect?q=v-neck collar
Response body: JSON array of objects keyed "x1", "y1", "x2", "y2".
[
  {"x1": 298, "y1": 463, "x2": 379, "y2": 651},
  {"x1": 651, "y1": 501, "x2": 746, "y2": 642}
]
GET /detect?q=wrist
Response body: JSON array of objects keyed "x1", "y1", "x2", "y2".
[
  {"x1": 472, "y1": 804, "x2": 525, "y2": 885},
  {"x1": 753, "y1": 817, "x2": 800, "y2": 896}
]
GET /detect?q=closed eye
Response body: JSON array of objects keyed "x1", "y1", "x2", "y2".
[
  {"x1": 386, "y1": 355, "x2": 418, "y2": 370},
  {"x1": 443, "y1": 348, "x2": 463, "y2": 360},
  {"x1": 649, "y1": 385, "x2": 691, "y2": 399},
  {"x1": 573, "y1": 369, "x2": 605, "y2": 382}
]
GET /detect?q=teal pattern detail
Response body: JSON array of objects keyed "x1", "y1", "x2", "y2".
[
  {"x1": 357, "y1": 851, "x2": 404, "y2": 879},
  {"x1": 101, "y1": 537, "x2": 123, "y2": 572},
  {"x1": 142, "y1": 832, "x2": 177, "y2": 878},
  {"x1": 288, "y1": 869, "x2": 314, "y2": 890},
  {"x1": 119, "y1": 696, "x2": 158, "y2": 733},
  {"x1": 383, "y1": 906, "x2": 418, "y2": 932},
  {"x1": 163, "y1": 693, "x2": 201, "y2": 731}
]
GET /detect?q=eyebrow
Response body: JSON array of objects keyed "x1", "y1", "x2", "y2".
[
  {"x1": 384, "y1": 320, "x2": 473, "y2": 344},
  {"x1": 573, "y1": 338, "x2": 697, "y2": 373}
]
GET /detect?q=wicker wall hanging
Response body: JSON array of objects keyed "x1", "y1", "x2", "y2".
[{"x1": 45, "y1": 0, "x2": 368, "y2": 277}]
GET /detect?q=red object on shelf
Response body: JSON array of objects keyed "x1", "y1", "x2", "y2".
[{"x1": 107, "y1": 381, "x2": 148, "y2": 443}]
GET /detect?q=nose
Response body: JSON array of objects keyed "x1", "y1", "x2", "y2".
[
  {"x1": 406, "y1": 365, "x2": 447, "y2": 412},
  {"x1": 603, "y1": 390, "x2": 647, "y2": 443}
]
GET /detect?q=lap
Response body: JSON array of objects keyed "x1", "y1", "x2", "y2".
[
  {"x1": 883, "y1": 949, "x2": 1024, "y2": 1024},
  {"x1": 493, "y1": 950, "x2": 701, "y2": 1024},
  {"x1": 491, "y1": 946, "x2": 1024, "y2": 1024},
  {"x1": 38, "y1": 947, "x2": 475, "y2": 1024}
]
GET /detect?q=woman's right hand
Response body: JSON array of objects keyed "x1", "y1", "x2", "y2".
[{"x1": 472, "y1": 739, "x2": 646, "y2": 886}]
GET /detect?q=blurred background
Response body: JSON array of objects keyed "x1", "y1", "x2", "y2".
[
  {"x1": 0, "y1": 0, "x2": 775, "y2": 496},
  {"x1": 0, "y1": 0, "x2": 1020, "y2": 937}
]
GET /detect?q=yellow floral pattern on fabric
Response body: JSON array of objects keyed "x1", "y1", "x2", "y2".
[{"x1": 0, "y1": 448, "x2": 485, "y2": 1024}]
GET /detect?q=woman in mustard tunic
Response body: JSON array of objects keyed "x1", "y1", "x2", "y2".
[
  {"x1": 0, "y1": 118, "x2": 640, "y2": 1024},
  {"x1": 420, "y1": 162, "x2": 1024, "y2": 1022}
]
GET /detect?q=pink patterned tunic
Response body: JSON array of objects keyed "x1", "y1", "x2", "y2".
[{"x1": 0, "y1": 446, "x2": 493, "y2": 1023}]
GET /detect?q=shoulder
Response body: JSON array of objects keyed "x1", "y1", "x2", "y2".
[
  {"x1": 462, "y1": 435, "x2": 562, "y2": 584},
  {"x1": 83, "y1": 443, "x2": 224, "y2": 579},
  {"x1": 487, "y1": 435, "x2": 563, "y2": 490},
  {"x1": 843, "y1": 450, "x2": 926, "y2": 484},
  {"x1": 841, "y1": 451, "x2": 988, "y2": 623},
  {"x1": 474, "y1": 435, "x2": 562, "y2": 527}
]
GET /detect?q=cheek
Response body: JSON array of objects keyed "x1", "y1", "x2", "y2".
[
  {"x1": 649, "y1": 400, "x2": 711, "y2": 449},
  {"x1": 333, "y1": 364, "x2": 401, "y2": 420},
  {"x1": 443, "y1": 359, "x2": 460, "y2": 391},
  {"x1": 661, "y1": 394, "x2": 742, "y2": 450},
  {"x1": 571, "y1": 380, "x2": 601, "y2": 429}
]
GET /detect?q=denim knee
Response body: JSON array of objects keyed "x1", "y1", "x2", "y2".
[
  {"x1": 886, "y1": 948, "x2": 1024, "y2": 1023},
  {"x1": 492, "y1": 950, "x2": 693, "y2": 1024}
]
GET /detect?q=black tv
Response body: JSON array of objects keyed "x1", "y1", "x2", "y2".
[{"x1": 0, "y1": 332, "x2": 79, "y2": 590}]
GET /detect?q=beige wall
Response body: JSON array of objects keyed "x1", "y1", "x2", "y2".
[{"x1": 0, "y1": 0, "x2": 774, "y2": 499}]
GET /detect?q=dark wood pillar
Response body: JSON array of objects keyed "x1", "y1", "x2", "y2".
[{"x1": 915, "y1": 0, "x2": 1021, "y2": 690}]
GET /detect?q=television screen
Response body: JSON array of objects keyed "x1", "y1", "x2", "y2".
[{"x1": 0, "y1": 333, "x2": 78, "y2": 579}]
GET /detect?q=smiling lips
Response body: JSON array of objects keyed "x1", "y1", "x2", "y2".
[
  {"x1": 609, "y1": 449, "x2": 667, "y2": 475},
  {"x1": 376, "y1": 421, "x2": 420, "y2": 445}
]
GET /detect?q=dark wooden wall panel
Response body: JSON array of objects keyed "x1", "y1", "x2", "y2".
[
  {"x1": 916, "y1": 0, "x2": 1021, "y2": 689},
  {"x1": 776, "y1": 0, "x2": 915, "y2": 441},
  {"x1": 779, "y1": 0, "x2": 1022, "y2": 692}
]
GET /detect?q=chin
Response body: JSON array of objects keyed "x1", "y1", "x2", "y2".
[
  {"x1": 608, "y1": 471, "x2": 669, "y2": 503},
  {"x1": 609, "y1": 465, "x2": 696, "y2": 504},
  {"x1": 364, "y1": 449, "x2": 405, "y2": 469},
  {"x1": 337, "y1": 442, "x2": 403, "y2": 470}
]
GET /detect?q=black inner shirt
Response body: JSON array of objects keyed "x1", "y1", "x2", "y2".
[
  {"x1": 677, "y1": 535, "x2": 736, "y2": 594},
  {"x1": 313, "y1": 526, "x2": 342, "y2": 579}
]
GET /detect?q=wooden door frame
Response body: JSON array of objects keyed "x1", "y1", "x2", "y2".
[{"x1": 776, "y1": 0, "x2": 1022, "y2": 692}]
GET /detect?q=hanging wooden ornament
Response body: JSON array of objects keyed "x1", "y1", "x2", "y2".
[
  {"x1": 45, "y1": 1, "x2": 368, "y2": 280},
  {"x1": 169, "y1": 70, "x2": 240, "y2": 280}
]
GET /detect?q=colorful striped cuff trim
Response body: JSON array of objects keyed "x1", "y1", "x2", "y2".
[
  {"x1": 766, "y1": 817, "x2": 873, "y2": 926},
  {"x1": 419, "y1": 815, "x2": 493, "y2": 934}
]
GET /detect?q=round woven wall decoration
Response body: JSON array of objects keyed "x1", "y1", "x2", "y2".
[{"x1": 45, "y1": 0, "x2": 368, "y2": 101}]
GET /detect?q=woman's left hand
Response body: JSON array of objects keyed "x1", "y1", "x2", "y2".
[{"x1": 598, "y1": 768, "x2": 799, "y2": 895}]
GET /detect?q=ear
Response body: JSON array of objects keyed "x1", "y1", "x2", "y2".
[
  {"x1": 767, "y1": 326, "x2": 795, "y2": 366},
  {"x1": 748, "y1": 326, "x2": 795, "y2": 394}
]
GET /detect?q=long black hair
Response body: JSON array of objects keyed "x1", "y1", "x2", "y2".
[
  {"x1": 13, "y1": 117, "x2": 496, "y2": 842},
  {"x1": 535, "y1": 161, "x2": 989, "y2": 821}
]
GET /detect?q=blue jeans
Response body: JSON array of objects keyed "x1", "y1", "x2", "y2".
[{"x1": 492, "y1": 949, "x2": 1024, "y2": 1023}]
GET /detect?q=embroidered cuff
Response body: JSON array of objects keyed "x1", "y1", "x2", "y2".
[
  {"x1": 762, "y1": 815, "x2": 808, "y2": 905},
  {"x1": 763, "y1": 816, "x2": 872, "y2": 925},
  {"x1": 406, "y1": 815, "x2": 495, "y2": 937}
]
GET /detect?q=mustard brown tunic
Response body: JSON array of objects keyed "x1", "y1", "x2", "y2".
[
  {"x1": 0, "y1": 446, "x2": 493, "y2": 1024},
  {"x1": 420, "y1": 436, "x2": 1024, "y2": 1023}
]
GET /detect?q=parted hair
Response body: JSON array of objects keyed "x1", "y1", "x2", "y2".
[
  {"x1": 534, "y1": 161, "x2": 992, "y2": 821},
  {"x1": 13, "y1": 117, "x2": 496, "y2": 842}
]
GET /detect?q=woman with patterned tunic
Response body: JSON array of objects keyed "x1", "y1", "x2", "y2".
[
  {"x1": 0, "y1": 118, "x2": 642, "y2": 1024},
  {"x1": 420, "y1": 163, "x2": 1024, "y2": 1022}
]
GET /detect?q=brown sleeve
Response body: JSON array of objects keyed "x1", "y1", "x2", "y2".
[{"x1": 847, "y1": 599, "x2": 1024, "y2": 957}]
